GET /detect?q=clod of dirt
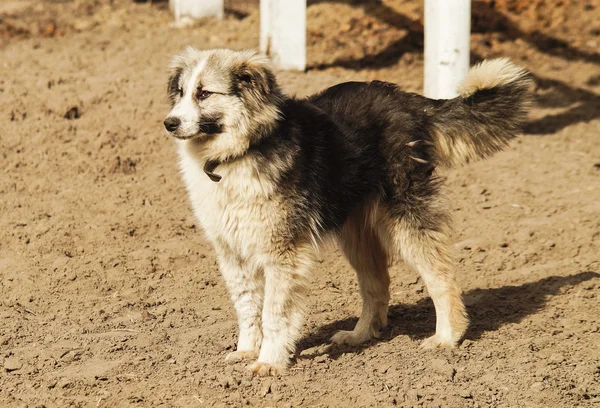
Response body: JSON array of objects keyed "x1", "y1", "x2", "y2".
[
  {"x1": 63, "y1": 106, "x2": 81, "y2": 120},
  {"x1": 313, "y1": 354, "x2": 329, "y2": 363},
  {"x1": 530, "y1": 381, "x2": 544, "y2": 391},
  {"x1": 374, "y1": 362, "x2": 393, "y2": 374},
  {"x1": 110, "y1": 156, "x2": 138, "y2": 174},
  {"x1": 141, "y1": 310, "x2": 157, "y2": 321},
  {"x1": 56, "y1": 378, "x2": 72, "y2": 389},
  {"x1": 586, "y1": 74, "x2": 600, "y2": 86},
  {"x1": 42, "y1": 22, "x2": 57, "y2": 37},
  {"x1": 299, "y1": 344, "x2": 328, "y2": 356},
  {"x1": 260, "y1": 382, "x2": 272, "y2": 397},
  {"x1": 459, "y1": 390, "x2": 473, "y2": 399},
  {"x1": 431, "y1": 358, "x2": 456, "y2": 381},
  {"x1": 3, "y1": 357, "x2": 22, "y2": 372}
]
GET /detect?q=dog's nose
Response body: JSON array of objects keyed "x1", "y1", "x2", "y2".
[{"x1": 164, "y1": 117, "x2": 181, "y2": 132}]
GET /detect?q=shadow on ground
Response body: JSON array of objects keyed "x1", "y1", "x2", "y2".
[
  {"x1": 525, "y1": 76, "x2": 600, "y2": 135},
  {"x1": 308, "y1": 0, "x2": 600, "y2": 70},
  {"x1": 297, "y1": 271, "x2": 600, "y2": 360},
  {"x1": 307, "y1": 0, "x2": 600, "y2": 135}
]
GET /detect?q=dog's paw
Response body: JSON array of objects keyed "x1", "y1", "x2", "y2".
[
  {"x1": 331, "y1": 330, "x2": 373, "y2": 346},
  {"x1": 247, "y1": 361, "x2": 284, "y2": 377},
  {"x1": 225, "y1": 350, "x2": 258, "y2": 363},
  {"x1": 420, "y1": 334, "x2": 457, "y2": 350}
]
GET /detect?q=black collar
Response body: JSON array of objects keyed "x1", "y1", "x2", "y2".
[
  {"x1": 201, "y1": 121, "x2": 280, "y2": 183},
  {"x1": 203, "y1": 159, "x2": 223, "y2": 182}
]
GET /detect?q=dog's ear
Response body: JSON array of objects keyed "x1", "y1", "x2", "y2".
[
  {"x1": 167, "y1": 48, "x2": 198, "y2": 106},
  {"x1": 232, "y1": 52, "x2": 278, "y2": 101},
  {"x1": 167, "y1": 65, "x2": 183, "y2": 107}
]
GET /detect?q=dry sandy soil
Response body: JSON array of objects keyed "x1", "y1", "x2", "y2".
[{"x1": 1, "y1": 0, "x2": 599, "y2": 407}]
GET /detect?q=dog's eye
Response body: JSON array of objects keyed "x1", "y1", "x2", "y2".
[{"x1": 196, "y1": 89, "x2": 213, "y2": 100}]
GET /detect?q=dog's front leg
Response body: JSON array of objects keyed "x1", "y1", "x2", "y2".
[
  {"x1": 247, "y1": 249, "x2": 313, "y2": 376},
  {"x1": 217, "y1": 252, "x2": 264, "y2": 363}
]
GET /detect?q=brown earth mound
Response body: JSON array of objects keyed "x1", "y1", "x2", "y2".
[{"x1": 1, "y1": 0, "x2": 599, "y2": 406}]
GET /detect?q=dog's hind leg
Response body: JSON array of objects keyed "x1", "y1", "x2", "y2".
[
  {"x1": 331, "y1": 206, "x2": 390, "y2": 346},
  {"x1": 392, "y1": 210, "x2": 469, "y2": 349},
  {"x1": 216, "y1": 248, "x2": 264, "y2": 363},
  {"x1": 247, "y1": 245, "x2": 313, "y2": 376}
]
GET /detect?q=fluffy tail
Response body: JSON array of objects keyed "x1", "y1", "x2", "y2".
[{"x1": 429, "y1": 58, "x2": 535, "y2": 168}]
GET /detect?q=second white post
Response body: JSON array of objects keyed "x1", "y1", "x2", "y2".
[
  {"x1": 424, "y1": 0, "x2": 471, "y2": 99},
  {"x1": 260, "y1": 0, "x2": 307, "y2": 71}
]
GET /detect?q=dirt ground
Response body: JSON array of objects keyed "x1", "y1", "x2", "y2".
[{"x1": 1, "y1": 0, "x2": 599, "y2": 407}]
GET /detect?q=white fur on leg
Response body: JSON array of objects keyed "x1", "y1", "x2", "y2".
[
  {"x1": 248, "y1": 250, "x2": 313, "y2": 376},
  {"x1": 395, "y1": 223, "x2": 469, "y2": 349},
  {"x1": 217, "y1": 251, "x2": 264, "y2": 360},
  {"x1": 418, "y1": 284, "x2": 459, "y2": 349}
]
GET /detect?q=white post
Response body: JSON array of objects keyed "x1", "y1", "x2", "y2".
[
  {"x1": 260, "y1": 0, "x2": 270, "y2": 56},
  {"x1": 424, "y1": 0, "x2": 471, "y2": 99},
  {"x1": 260, "y1": 0, "x2": 306, "y2": 71},
  {"x1": 169, "y1": 0, "x2": 223, "y2": 24}
]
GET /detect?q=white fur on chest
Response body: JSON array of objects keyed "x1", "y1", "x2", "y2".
[{"x1": 177, "y1": 141, "x2": 281, "y2": 259}]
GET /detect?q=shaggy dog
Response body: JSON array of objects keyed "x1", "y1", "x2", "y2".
[{"x1": 163, "y1": 48, "x2": 533, "y2": 376}]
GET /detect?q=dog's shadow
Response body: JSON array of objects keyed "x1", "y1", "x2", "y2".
[{"x1": 297, "y1": 271, "x2": 599, "y2": 360}]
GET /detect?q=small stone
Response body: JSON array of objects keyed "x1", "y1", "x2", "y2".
[
  {"x1": 299, "y1": 345, "x2": 326, "y2": 356},
  {"x1": 240, "y1": 378, "x2": 253, "y2": 388},
  {"x1": 73, "y1": 19, "x2": 95, "y2": 32},
  {"x1": 57, "y1": 378, "x2": 72, "y2": 389},
  {"x1": 314, "y1": 354, "x2": 329, "y2": 363},
  {"x1": 459, "y1": 390, "x2": 472, "y2": 399},
  {"x1": 141, "y1": 310, "x2": 156, "y2": 321},
  {"x1": 374, "y1": 362, "x2": 393, "y2": 374},
  {"x1": 4, "y1": 357, "x2": 22, "y2": 372},
  {"x1": 531, "y1": 382, "x2": 544, "y2": 391},
  {"x1": 63, "y1": 106, "x2": 81, "y2": 120},
  {"x1": 260, "y1": 382, "x2": 272, "y2": 396}
]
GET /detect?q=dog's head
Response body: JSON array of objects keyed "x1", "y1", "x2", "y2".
[{"x1": 164, "y1": 48, "x2": 282, "y2": 159}]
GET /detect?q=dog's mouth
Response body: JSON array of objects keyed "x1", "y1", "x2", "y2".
[
  {"x1": 168, "y1": 119, "x2": 224, "y2": 141},
  {"x1": 165, "y1": 115, "x2": 225, "y2": 141},
  {"x1": 170, "y1": 133, "x2": 198, "y2": 141}
]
